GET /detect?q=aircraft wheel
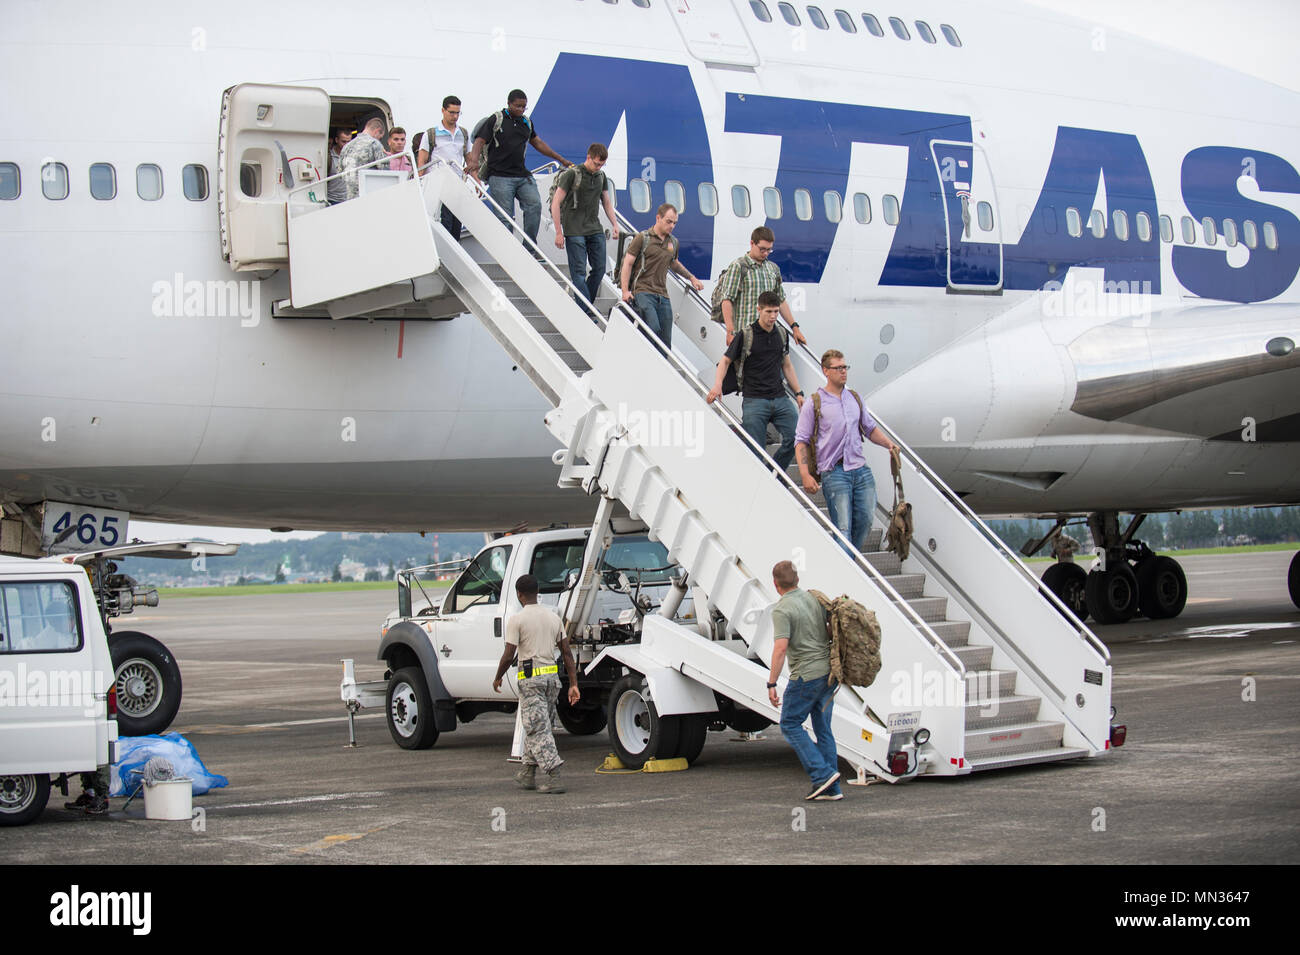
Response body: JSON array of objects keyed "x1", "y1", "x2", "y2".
[
  {"x1": 1085, "y1": 563, "x2": 1139, "y2": 625},
  {"x1": 607, "y1": 674, "x2": 679, "y2": 769},
  {"x1": 1042, "y1": 562, "x2": 1089, "y2": 621},
  {"x1": 1137, "y1": 555, "x2": 1188, "y2": 619},
  {"x1": 109, "y1": 631, "x2": 182, "y2": 736},
  {"x1": 1289, "y1": 551, "x2": 1300, "y2": 610}
]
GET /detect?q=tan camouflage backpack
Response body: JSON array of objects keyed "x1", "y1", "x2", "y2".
[
  {"x1": 808, "y1": 589, "x2": 882, "y2": 688},
  {"x1": 885, "y1": 447, "x2": 913, "y2": 561}
]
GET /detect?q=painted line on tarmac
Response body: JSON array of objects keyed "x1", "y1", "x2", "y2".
[
  {"x1": 177, "y1": 659, "x2": 344, "y2": 668},
  {"x1": 175, "y1": 713, "x2": 384, "y2": 734},
  {"x1": 214, "y1": 791, "x2": 390, "y2": 810}
]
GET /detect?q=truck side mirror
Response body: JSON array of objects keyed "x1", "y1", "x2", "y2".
[
  {"x1": 564, "y1": 569, "x2": 581, "y2": 591},
  {"x1": 397, "y1": 578, "x2": 412, "y2": 619}
]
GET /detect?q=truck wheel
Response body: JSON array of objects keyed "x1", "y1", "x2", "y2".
[
  {"x1": 675, "y1": 714, "x2": 708, "y2": 765},
  {"x1": 0, "y1": 774, "x2": 50, "y2": 827},
  {"x1": 557, "y1": 696, "x2": 607, "y2": 736},
  {"x1": 387, "y1": 667, "x2": 439, "y2": 750},
  {"x1": 607, "y1": 674, "x2": 680, "y2": 770},
  {"x1": 716, "y1": 696, "x2": 773, "y2": 734},
  {"x1": 109, "y1": 631, "x2": 183, "y2": 736}
]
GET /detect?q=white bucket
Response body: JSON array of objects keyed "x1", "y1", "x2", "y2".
[{"x1": 143, "y1": 778, "x2": 193, "y2": 820}]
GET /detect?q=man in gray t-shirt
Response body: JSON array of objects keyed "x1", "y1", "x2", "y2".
[
  {"x1": 766, "y1": 560, "x2": 843, "y2": 801},
  {"x1": 493, "y1": 574, "x2": 579, "y2": 793}
]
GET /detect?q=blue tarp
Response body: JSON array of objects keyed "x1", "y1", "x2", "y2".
[{"x1": 109, "y1": 733, "x2": 229, "y2": 797}]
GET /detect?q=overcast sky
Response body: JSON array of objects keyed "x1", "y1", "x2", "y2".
[{"x1": 132, "y1": 0, "x2": 1297, "y2": 545}]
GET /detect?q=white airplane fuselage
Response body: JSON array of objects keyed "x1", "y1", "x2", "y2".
[{"x1": 2, "y1": 0, "x2": 1298, "y2": 533}]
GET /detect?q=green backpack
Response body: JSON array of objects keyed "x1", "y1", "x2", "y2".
[
  {"x1": 809, "y1": 589, "x2": 883, "y2": 689},
  {"x1": 722, "y1": 322, "x2": 788, "y2": 395},
  {"x1": 626, "y1": 229, "x2": 679, "y2": 291},
  {"x1": 475, "y1": 109, "x2": 528, "y2": 180}
]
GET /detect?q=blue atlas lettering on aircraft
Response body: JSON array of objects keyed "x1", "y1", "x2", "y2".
[
  {"x1": 724, "y1": 93, "x2": 972, "y2": 285},
  {"x1": 1004, "y1": 127, "x2": 1160, "y2": 292},
  {"x1": 1173, "y1": 147, "x2": 1300, "y2": 303},
  {"x1": 530, "y1": 53, "x2": 714, "y2": 277}
]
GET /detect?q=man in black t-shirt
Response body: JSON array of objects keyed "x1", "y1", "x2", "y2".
[
  {"x1": 467, "y1": 89, "x2": 571, "y2": 243},
  {"x1": 707, "y1": 290, "x2": 806, "y2": 470}
]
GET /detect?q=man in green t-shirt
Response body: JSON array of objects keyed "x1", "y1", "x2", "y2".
[
  {"x1": 550, "y1": 143, "x2": 619, "y2": 304},
  {"x1": 766, "y1": 560, "x2": 842, "y2": 801}
]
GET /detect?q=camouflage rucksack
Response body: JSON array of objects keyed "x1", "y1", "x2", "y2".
[
  {"x1": 808, "y1": 589, "x2": 882, "y2": 688},
  {"x1": 885, "y1": 448, "x2": 913, "y2": 561}
]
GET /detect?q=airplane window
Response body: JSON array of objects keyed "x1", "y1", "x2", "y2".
[
  {"x1": 1135, "y1": 211, "x2": 1151, "y2": 242},
  {"x1": 0, "y1": 162, "x2": 17, "y2": 199},
  {"x1": 88, "y1": 163, "x2": 116, "y2": 201},
  {"x1": 794, "y1": 187, "x2": 813, "y2": 220},
  {"x1": 240, "y1": 161, "x2": 261, "y2": 198},
  {"x1": 1112, "y1": 209, "x2": 1129, "y2": 241},
  {"x1": 698, "y1": 182, "x2": 719, "y2": 216},
  {"x1": 1088, "y1": 209, "x2": 1105, "y2": 238},
  {"x1": 940, "y1": 23, "x2": 962, "y2": 47},
  {"x1": 732, "y1": 185, "x2": 752, "y2": 217},
  {"x1": 629, "y1": 178, "x2": 652, "y2": 213},
  {"x1": 1262, "y1": 221, "x2": 1277, "y2": 250},
  {"x1": 136, "y1": 164, "x2": 163, "y2": 201},
  {"x1": 1159, "y1": 214, "x2": 1173, "y2": 242},
  {"x1": 807, "y1": 6, "x2": 829, "y2": 29},
  {"x1": 977, "y1": 200, "x2": 993, "y2": 231},
  {"x1": 882, "y1": 193, "x2": 899, "y2": 225},
  {"x1": 1180, "y1": 215, "x2": 1196, "y2": 244},
  {"x1": 1041, "y1": 206, "x2": 1058, "y2": 235},
  {"x1": 42, "y1": 162, "x2": 69, "y2": 200},
  {"x1": 1201, "y1": 216, "x2": 1217, "y2": 246},
  {"x1": 862, "y1": 13, "x2": 884, "y2": 36},
  {"x1": 778, "y1": 2, "x2": 800, "y2": 26},
  {"x1": 763, "y1": 186, "x2": 783, "y2": 219},
  {"x1": 750, "y1": 0, "x2": 773, "y2": 22},
  {"x1": 852, "y1": 192, "x2": 871, "y2": 223},
  {"x1": 1242, "y1": 219, "x2": 1258, "y2": 249},
  {"x1": 664, "y1": 180, "x2": 686, "y2": 213},
  {"x1": 915, "y1": 20, "x2": 937, "y2": 43},
  {"x1": 183, "y1": 164, "x2": 209, "y2": 201},
  {"x1": 1066, "y1": 207, "x2": 1081, "y2": 237},
  {"x1": 834, "y1": 9, "x2": 856, "y2": 32},
  {"x1": 889, "y1": 16, "x2": 910, "y2": 40},
  {"x1": 1222, "y1": 218, "x2": 1238, "y2": 247},
  {"x1": 824, "y1": 190, "x2": 842, "y2": 222}
]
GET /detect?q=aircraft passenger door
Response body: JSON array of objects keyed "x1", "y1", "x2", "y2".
[
  {"x1": 665, "y1": 0, "x2": 760, "y2": 68},
  {"x1": 929, "y1": 140, "x2": 1003, "y2": 292},
  {"x1": 218, "y1": 83, "x2": 331, "y2": 271}
]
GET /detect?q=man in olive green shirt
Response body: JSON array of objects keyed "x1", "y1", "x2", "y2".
[{"x1": 766, "y1": 560, "x2": 842, "y2": 800}]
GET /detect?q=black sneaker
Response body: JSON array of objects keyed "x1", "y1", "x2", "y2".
[
  {"x1": 84, "y1": 795, "x2": 109, "y2": 815},
  {"x1": 64, "y1": 792, "x2": 94, "y2": 810},
  {"x1": 805, "y1": 771, "x2": 842, "y2": 801}
]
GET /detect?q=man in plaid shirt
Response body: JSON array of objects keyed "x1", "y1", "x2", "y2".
[{"x1": 716, "y1": 227, "x2": 808, "y2": 347}]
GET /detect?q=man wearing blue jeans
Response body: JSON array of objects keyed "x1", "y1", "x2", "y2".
[
  {"x1": 551, "y1": 143, "x2": 620, "y2": 303},
  {"x1": 467, "y1": 90, "x2": 571, "y2": 243},
  {"x1": 795, "y1": 348, "x2": 898, "y2": 553},
  {"x1": 766, "y1": 560, "x2": 842, "y2": 800},
  {"x1": 706, "y1": 292, "x2": 805, "y2": 469}
]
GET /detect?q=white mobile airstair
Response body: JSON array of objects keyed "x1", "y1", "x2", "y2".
[{"x1": 287, "y1": 157, "x2": 1116, "y2": 781}]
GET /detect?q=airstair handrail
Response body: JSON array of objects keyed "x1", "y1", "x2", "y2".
[
  {"x1": 287, "y1": 148, "x2": 418, "y2": 216},
  {"x1": 608, "y1": 203, "x2": 1109, "y2": 663}
]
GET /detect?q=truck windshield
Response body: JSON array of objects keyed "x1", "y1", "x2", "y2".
[
  {"x1": 529, "y1": 540, "x2": 586, "y2": 594},
  {"x1": 600, "y1": 536, "x2": 674, "y2": 584}
]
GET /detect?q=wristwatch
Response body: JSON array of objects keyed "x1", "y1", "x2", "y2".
[
  {"x1": 767, "y1": 682, "x2": 778, "y2": 689},
  {"x1": 795, "y1": 390, "x2": 804, "y2": 397}
]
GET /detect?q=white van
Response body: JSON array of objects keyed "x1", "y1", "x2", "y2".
[{"x1": 0, "y1": 556, "x2": 118, "y2": 826}]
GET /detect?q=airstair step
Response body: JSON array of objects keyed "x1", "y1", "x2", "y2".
[
  {"x1": 883, "y1": 573, "x2": 925, "y2": 598},
  {"x1": 950, "y1": 641, "x2": 991, "y2": 667},
  {"x1": 964, "y1": 693, "x2": 1041, "y2": 729},
  {"x1": 903, "y1": 595, "x2": 948, "y2": 622},
  {"x1": 964, "y1": 668, "x2": 1017, "y2": 702},
  {"x1": 861, "y1": 551, "x2": 901, "y2": 575},
  {"x1": 964, "y1": 720, "x2": 1067, "y2": 760},
  {"x1": 966, "y1": 745, "x2": 1091, "y2": 772}
]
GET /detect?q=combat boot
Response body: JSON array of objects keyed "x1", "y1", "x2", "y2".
[
  {"x1": 536, "y1": 768, "x2": 565, "y2": 794},
  {"x1": 514, "y1": 765, "x2": 537, "y2": 790}
]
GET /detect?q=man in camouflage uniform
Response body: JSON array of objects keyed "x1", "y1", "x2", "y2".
[
  {"x1": 339, "y1": 114, "x2": 389, "y2": 200},
  {"x1": 492, "y1": 574, "x2": 580, "y2": 793}
]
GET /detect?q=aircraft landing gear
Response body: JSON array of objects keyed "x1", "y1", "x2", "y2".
[
  {"x1": 1082, "y1": 512, "x2": 1188, "y2": 624},
  {"x1": 1288, "y1": 551, "x2": 1300, "y2": 610}
]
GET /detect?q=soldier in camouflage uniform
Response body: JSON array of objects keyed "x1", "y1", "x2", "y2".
[
  {"x1": 339, "y1": 114, "x2": 389, "y2": 200},
  {"x1": 493, "y1": 574, "x2": 580, "y2": 793}
]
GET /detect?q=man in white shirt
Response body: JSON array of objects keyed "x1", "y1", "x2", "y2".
[{"x1": 418, "y1": 95, "x2": 470, "y2": 241}]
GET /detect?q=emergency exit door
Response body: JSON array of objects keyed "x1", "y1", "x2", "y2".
[{"x1": 930, "y1": 140, "x2": 1003, "y2": 292}]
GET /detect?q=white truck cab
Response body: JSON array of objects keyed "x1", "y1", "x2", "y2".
[{"x1": 0, "y1": 556, "x2": 118, "y2": 826}]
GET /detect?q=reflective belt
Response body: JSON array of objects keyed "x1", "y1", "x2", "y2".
[{"x1": 517, "y1": 664, "x2": 559, "y2": 680}]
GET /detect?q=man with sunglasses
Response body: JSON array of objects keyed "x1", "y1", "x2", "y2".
[
  {"x1": 795, "y1": 350, "x2": 898, "y2": 552},
  {"x1": 715, "y1": 227, "x2": 808, "y2": 347}
]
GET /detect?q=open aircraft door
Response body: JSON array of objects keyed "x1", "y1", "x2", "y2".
[
  {"x1": 930, "y1": 140, "x2": 1003, "y2": 293},
  {"x1": 219, "y1": 83, "x2": 331, "y2": 271}
]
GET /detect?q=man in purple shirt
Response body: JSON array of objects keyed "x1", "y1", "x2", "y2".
[{"x1": 795, "y1": 349, "x2": 897, "y2": 553}]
